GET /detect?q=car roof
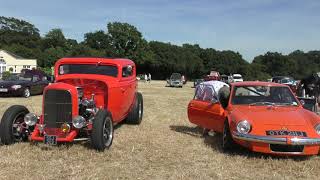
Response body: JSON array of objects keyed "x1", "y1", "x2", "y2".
[
  {"x1": 56, "y1": 57, "x2": 134, "y2": 66},
  {"x1": 231, "y1": 81, "x2": 287, "y2": 87}
]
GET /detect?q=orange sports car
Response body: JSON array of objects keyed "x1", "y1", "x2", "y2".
[{"x1": 188, "y1": 81, "x2": 320, "y2": 155}]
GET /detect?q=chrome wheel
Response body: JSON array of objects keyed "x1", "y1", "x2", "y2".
[
  {"x1": 23, "y1": 88, "x2": 30, "y2": 98},
  {"x1": 11, "y1": 112, "x2": 27, "y2": 142},
  {"x1": 103, "y1": 117, "x2": 113, "y2": 147},
  {"x1": 138, "y1": 100, "x2": 142, "y2": 119}
]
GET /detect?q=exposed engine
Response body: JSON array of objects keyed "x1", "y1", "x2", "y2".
[{"x1": 76, "y1": 87, "x2": 98, "y2": 122}]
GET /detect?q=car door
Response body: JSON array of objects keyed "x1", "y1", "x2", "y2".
[
  {"x1": 118, "y1": 65, "x2": 135, "y2": 120},
  {"x1": 39, "y1": 76, "x2": 49, "y2": 94},
  {"x1": 188, "y1": 84, "x2": 225, "y2": 132},
  {"x1": 31, "y1": 75, "x2": 41, "y2": 94}
]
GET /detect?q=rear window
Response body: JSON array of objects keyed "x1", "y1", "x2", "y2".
[
  {"x1": 170, "y1": 73, "x2": 181, "y2": 80},
  {"x1": 59, "y1": 64, "x2": 118, "y2": 77}
]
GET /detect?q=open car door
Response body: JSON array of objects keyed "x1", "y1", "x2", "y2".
[{"x1": 188, "y1": 82, "x2": 226, "y2": 132}]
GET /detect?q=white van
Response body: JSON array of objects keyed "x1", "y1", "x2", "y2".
[{"x1": 232, "y1": 74, "x2": 243, "y2": 82}]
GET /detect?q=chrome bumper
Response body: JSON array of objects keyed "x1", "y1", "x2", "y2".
[{"x1": 232, "y1": 132, "x2": 320, "y2": 145}]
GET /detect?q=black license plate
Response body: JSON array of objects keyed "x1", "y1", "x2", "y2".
[
  {"x1": 44, "y1": 135, "x2": 57, "y2": 145},
  {"x1": 266, "y1": 130, "x2": 307, "y2": 137}
]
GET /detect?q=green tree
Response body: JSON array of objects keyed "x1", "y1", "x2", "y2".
[{"x1": 41, "y1": 28, "x2": 67, "y2": 49}]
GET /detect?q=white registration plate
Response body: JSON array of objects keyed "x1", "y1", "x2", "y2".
[
  {"x1": 0, "y1": 88, "x2": 8, "y2": 92},
  {"x1": 44, "y1": 135, "x2": 57, "y2": 145}
]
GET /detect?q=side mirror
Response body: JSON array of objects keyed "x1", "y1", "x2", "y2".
[{"x1": 300, "y1": 99, "x2": 305, "y2": 106}]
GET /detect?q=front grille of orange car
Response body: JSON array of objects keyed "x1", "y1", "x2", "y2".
[
  {"x1": 270, "y1": 144, "x2": 304, "y2": 153},
  {"x1": 43, "y1": 89, "x2": 72, "y2": 129}
]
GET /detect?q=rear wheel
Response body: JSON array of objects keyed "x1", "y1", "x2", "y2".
[
  {"x1": 222, "y1": 120, "x2": 235, "y2": 151},
  {"x1": 91, "y1": 110, "x2": 114, "y2": 151},
  {"x1": 126, "y1": 92, "x2": 143, "y2": 124},
  {"x1": 0, "y1": 105, "x2": 29, "y2": 144}
]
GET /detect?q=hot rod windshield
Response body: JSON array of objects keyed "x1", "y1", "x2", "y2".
[
  {"x1": 59, "y1": 64, "x2": 118, "y2": 77},
  {"x1": 231, "y1": 86, "x2": 299, "y2": 106}
]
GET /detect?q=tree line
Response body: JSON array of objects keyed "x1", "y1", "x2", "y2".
[{"x1": 0, "y1": 16, "x2": 319, "y2": 80}]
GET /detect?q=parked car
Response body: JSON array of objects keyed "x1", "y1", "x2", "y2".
[
  {"x1": 272, "y1": 76, "x2": 297, "y2": 94},
  {"x1": 0, "y1": 70, "x2": 49, "y2": 98},
  {"x1": 0, "y1": 57, "x2": 143, "y2": 151},
  {"x1": 167, "y1": 73, "x2": 183, "y2": 88},
  {"x1": 193, "y1": 79, "x2": 204, "y2": 88},
  {"x1": 232, "y1": 74, "x2": 243, "y2": 82},
  {"x1": 204, "y1": 71, "x2": 220, "y2": 81},
  {"x1": 188, "y1": 81, "x2": 320, "y2": 155}
]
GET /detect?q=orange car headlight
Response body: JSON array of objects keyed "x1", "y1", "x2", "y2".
[
  {"x1": 236, "y1": 120, "x2": 251, "y2": 134},
  {"x1": 315, "y1": 124, "x2": 320, "y2": 135}
]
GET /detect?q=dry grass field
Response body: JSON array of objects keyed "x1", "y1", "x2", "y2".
[{"x1": 1, "y1": 80, "x2": 320, "y2": 179}]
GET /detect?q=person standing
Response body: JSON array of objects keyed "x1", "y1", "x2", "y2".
[
  {"x1": 144, "y1": 73, "x2": 148, "y2": 83},
  {"x1": 148, "y1": 73, "x2": 151, "y2": 83}
]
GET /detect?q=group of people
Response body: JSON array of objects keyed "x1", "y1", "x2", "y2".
[{"x1": 144, "y1": 73, "x2": 152, "y2": 83}]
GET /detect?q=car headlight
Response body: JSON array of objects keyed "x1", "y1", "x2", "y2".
[
  {"x1": 72, "y1": 115, "x2": 86, "y2": 129},
  {"x1": 24, "y1": 113, "x2": 38, "y2": 126},
  {"x1": 236, "y1": 120, "x2": 251, "y2": 134},
  {"x1": 11, "y1": 85, "x2": 22, "y2": 89},
  {"x1": 315, "y1": 124, "x2": 320, "y2": 135}
]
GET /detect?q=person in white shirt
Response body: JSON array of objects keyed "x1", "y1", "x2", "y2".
[{"x1": 148, "y1": 73, "x2": 151, "y2": 83}]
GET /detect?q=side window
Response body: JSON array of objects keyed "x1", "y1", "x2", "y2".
[
  {"x1": 122, "y1": 65, "x2": 133, "y2": 77},
  {"x1": 194, "y1": 84, "x2": 218, "y2": 103},
  {"x1": 32, "y1": 75, "x2": 40, "y2": 82}
]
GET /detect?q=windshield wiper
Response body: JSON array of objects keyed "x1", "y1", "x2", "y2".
[{"x1": 249, "y1": 102, "x2": 275, "y2": 106}]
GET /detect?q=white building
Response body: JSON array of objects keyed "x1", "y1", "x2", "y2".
[{"x1": 0, "y1": 49, "x2": 37, "y2": 75}]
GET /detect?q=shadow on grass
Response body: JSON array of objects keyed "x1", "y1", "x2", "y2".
[
  {"x1": 170, "y1": 125, "x2": 311, "y2": 161},
  {"x1": 25, "y1": 122, "x2": 126, "y2": 151}
]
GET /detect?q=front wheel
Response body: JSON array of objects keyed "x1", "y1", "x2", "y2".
[
  {"x1": 91, "y1": 110, "x2": 114, "y2": 151},
  {"x1": 0, "y1": 105, "x2": 30, "y2": 144},
  {"x1": 222, "y1": 120, "x2": 235, "y2": 151}
]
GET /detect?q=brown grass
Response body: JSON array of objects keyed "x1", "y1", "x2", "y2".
[{"x1": 0, "y1": 81, "x2": 320, "y2": 180}]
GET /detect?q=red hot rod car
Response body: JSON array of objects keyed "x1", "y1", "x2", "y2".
[
  {"x1": 0, "y1": 57, "x2": 143, "y2": 151},
  {"x1": 188, "y1": 81, "x2": 320, "y2": 155}
]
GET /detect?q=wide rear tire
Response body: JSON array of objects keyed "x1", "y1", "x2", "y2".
[
  {"x1": 0, "y1": 105, "x2": 29, "y2": 144},
  {"x1": 91, "y1": 110, "x2": 114, "y2": 151},
  {"x1": 126, "y1": 92, "x2": 143, "y2": 125}
]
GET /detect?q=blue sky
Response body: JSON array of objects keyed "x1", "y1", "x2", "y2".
[{"x1": 0, "y1": 0, "x2": 319, "y2": 61}]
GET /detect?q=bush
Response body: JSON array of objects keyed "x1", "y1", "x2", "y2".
[{"x1": 2, "y1": 71, "x2": 11, "y2": 80}]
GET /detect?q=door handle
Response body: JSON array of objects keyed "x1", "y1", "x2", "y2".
[{"x1": 121, "y1": 88, "x2": 126, "y2": 93}]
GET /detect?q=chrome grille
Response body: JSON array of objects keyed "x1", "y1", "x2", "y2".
[{"x1": 44, "y1": 89, "x2": 72, "y2": 128}]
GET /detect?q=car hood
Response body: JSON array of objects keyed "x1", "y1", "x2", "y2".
[
  {"x1": 232, "y1": 106, "x2": 312, "y2": 126},
  {"x1": 0, "y1": 80, "x2": 29, "y2": 87},
  {"x1": 230, "y1": 105, "x2": 320, "y2": 136},
  {"x1": 231, "y1": 106, "x2": 320, "y2": 137}
]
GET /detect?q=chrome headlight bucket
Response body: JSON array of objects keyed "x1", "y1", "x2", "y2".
[
  {"x1": 72, "y1": 115, "x2": 86, "y2": 129},
  {"x1": 24, "y1": 113, "x2": 38, "y2": 126},
  {"x1": 315, "y1": 124, "x2": 320, "y2": 135},
  {"x1": 236, "y1": 120, "x2": 251, "y2": 134}
]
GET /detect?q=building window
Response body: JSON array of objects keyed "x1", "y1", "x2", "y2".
[
  {"x1": 0, "y1": 58, "x2": 7, "y2": 74},
  {"x1": 23, "y1": 65, "x2": 31, "y2": 69}
]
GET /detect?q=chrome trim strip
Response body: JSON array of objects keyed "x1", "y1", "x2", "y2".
[{"x1": 232, "y1": 132, "x2": 320, "y2": 145}]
